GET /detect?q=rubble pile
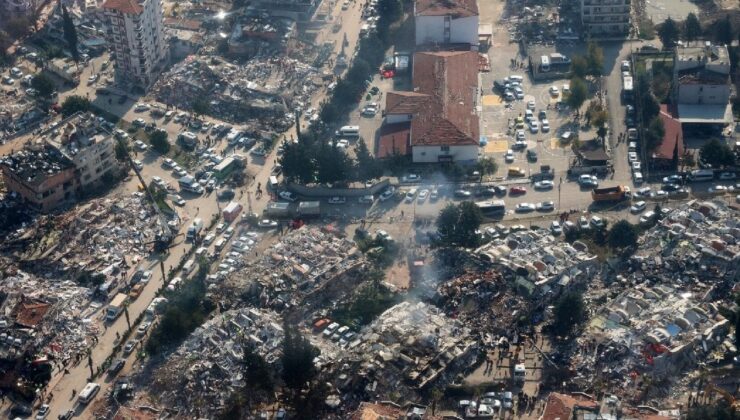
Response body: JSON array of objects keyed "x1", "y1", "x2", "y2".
[
  {"x1": 152, "y1": 54, "x2": 325, "y2": 128},
  {"x1": 151, "y1": 308, "x2": 283, "y2": 417},
  {"x1": 344, "y1": 302, "x2": 477, "y2": 398},
  {"x1": 0, "y1": 270, "x2": 100, "y2": 364},
  {"x1": 230, "y1": 226, "x2": 362, "y2": 313},
  {"x1": 2, "y1": 192, "x2": 163, "y2": 276},
  {"x1": 566, "y1": 200, "x2": 739, "y2": 403}
]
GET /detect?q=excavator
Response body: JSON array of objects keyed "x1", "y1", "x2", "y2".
[
  {"x1": 115, "y1": 136, "x2": 174, "y2": 253},
  {"x1": 703, "y1": 383, "x2": 740, "y2": 409}
]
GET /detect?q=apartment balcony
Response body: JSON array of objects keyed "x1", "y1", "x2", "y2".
[{"x1": 583, "y1": 0, "x2": 628, "y2": 5}]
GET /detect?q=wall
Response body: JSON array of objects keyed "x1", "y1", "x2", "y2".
[
  {"x1": 385, "y1": 113, "x2": 413, "y2": 124},
  {"x1": 412, "y1": 144, "x2": 478, "y2": 163},
  {"x1": 414, "y1": 15, "x2": 478, "y2": 46},
  {"x1": 677, "y1": 83, "x2": 730, "y2": 105},
  {"x1": 1, "y1": 167, "x2": 76, "y2": 212}
]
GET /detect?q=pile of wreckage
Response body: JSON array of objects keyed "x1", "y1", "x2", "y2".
[
  {"x1": 338, "y1": 302, "x2": 478, "y2": 400},
  {"x1": 0, "y1": 269, "x2": 100, "y2": 367},
  {"x1": 229, "y1": 226, "x2": 363, "y2": 313},
  {"x1": 567, "y1": 200, "x2": 739, "y2": 402},
  {"x1": 150, "y1": 308, "x2": 283, "y2": 417},
  {"x1": 152, "y1": 54, "x2": 326, "y2": 129},
  {"x1": 1, "y1": 193, "x2": 163, "y2": 278}
]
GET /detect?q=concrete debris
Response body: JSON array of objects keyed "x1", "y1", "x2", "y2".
[{"x1": 150, "y1": 308, "x2": 283, "y2": 417}]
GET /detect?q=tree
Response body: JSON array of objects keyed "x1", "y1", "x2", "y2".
[
  {"x1": 570, "y1": 55, "x2": 588, "y2": 79},
  {"x1": 279, "y1": 141, "x2": 315, "y2": 184},
  {"x1": 243, "y1": 344, "x2": 274, "y2": 393},
  {"x1": 552, "y1": 292, "x2": 587, "y2": 337},
  {"x1": 60, "y1": 95, "x2": 91, "y2": 116},
  {"x1": 31, "y1": 74, "x2": 55, "y2": 99},
  {"x1": 319, "y1": 101, "x2": 339, "y2": 125},
  {"x1": 700, "y1": 138, "x2": 735, "y2": 167},
  {"x1": 315, "y1": 143, "x2": 352, "y2": 184},
  {"x1": 683, "y1": 13, "x2": 702, "y2": 42},
  {"x1": 5, "y1": 17, "x2": 31, "y2": 39},
  {"x1": 658, "y1": 17, "x2": 680, "y2": 49},
  {"x1": 715, "y1": 16, "x2": 734, "y2": 46},
  {"x1": 114, "y1": 139, "x2": 130, "y2": 162},
  {"x1": 644, "y1": 116, "x2": 665, "y2": 153},
  {"x1": 150, "y1": 130, "x2": 170, "y2": 154},
  {"x1": 61, "y1": 5, "x2": 79, "y2": 64},
  {"x1": 436, "y1": 202, "x2": 483, "y2": 248},
  {"x1": 281, "y1": 322, "x2": 319, "y2": 392},
  {"x1": 191, "y1": 98, "x2": 210, "y2": 118},
  {"x1": 355, "y1": 138, "x2": 382, "y2": 181},
  {"x1": 474, "y1": 156, "x2": 498, "y2": 177},
  {"x1": 679, "y1": 151, "x2": 696, "y2": 170},
  {"x1": 347, "y1": 58, "x2": 371, "y2": 86},
  {"x1": 376, "y1": 0, "x2": 402, "y2": 27},
  {"x1": 586, "y1": 42, "x2": 604, "y2": 77},
  {"x1": 566, "y1": 77, "x2": 588, "y2": 111},
  {"x1": 608, "y1": 220, "x2": 638, "y2": 249}
]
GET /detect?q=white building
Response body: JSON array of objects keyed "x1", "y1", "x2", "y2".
[
  {"x1": 382, "y1": 51, "x2": 479, "y2": 164},
  {"x1": 580, "y1": 0, "x2": 630, "y2": 37},
  {"x1": 673, "y1": 43, "x2": 733, "y2": 125},
  {"x1": 414, "y1": 0, "x2": 478, "y2": 47},
  {"x1": 102, "y1": 0, "x2": 168, "y2": 90}
]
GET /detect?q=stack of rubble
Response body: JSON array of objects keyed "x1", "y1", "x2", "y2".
[{"x1": 151, "y1": 308, "x2": 283, "y2": 417}]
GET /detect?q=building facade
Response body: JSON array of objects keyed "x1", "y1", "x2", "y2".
[
  {"x1": 414, "y1": 0, "x2": 478, "y2": 47},
  {"x1": 581, "y1": 0, "x2": 630, "y2": 37},
  {"x1": 102, "y1": 0, "x2": 168, "y2": 89},
  {"x1": 673, "y1": 44, "x2": 733, "y2": 125}
]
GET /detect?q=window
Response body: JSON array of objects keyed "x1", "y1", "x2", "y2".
[{"x1": 440, "y1": 146, "x2": 450, "y2": 152}]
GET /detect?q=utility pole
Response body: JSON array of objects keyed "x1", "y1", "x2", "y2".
[
  {"x1": 87, "y1": 349, "x2": 94, "y2": 380},
  {"x1": 123, "y1": 305, "x2": 131, "y2": 330}
]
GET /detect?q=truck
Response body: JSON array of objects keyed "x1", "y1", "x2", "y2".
[
  {"x1": 178, "y1": 175, "x2": 203, "y2": 194},
  {"x1": 106, "y1": 293, "x2": 128, "y2": 321},
  {"x1": 186, "y1": 218, "x2": 203, "y2": 241},
  {"x1": 222, "y1": 202, "x2": 243, "y2": 222},
  {"x1": 591, "y1": 185, "x2": 630, "y2": 202},
  {"x1": 622, "y1": 75, "x2": 633, "y2": 100},
  {"x1": 296, "y1": 201, "x2": 321, "y2": 218}
]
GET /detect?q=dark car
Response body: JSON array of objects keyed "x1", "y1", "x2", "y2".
[
  {"x1": 109, "y1": 358, "x2": 126, "y2": 375},
  {"x1": 11, "y1": 404, "x2": 32, "y2": 417},
  {"x1": 217, "y1": 189, "x2": 235, "y2": 201},
  {"x1": 475, "y1": 188, "x2": 496, "y2": 198},
  {"x1": 527, "y1": 149, "x2": 538, "y2": 161},
  {"x1": 493, "y1": 79, "x2": 507, "y2": 92}
]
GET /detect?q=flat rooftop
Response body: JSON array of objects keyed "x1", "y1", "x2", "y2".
[{"x1": 0, "y1": 146, "x2": 74, "y2": 185}]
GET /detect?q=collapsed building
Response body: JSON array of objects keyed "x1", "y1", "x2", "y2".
[{"x1": 150, "y1": 308, "x2": 283, "y2": 417}]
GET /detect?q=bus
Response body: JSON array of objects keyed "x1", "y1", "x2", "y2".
[
  {"x1": 689, "y1": 169, "x2": 714, "y2": 182},
  {"x1": 476, "y1": 200, "x2": 506, "y2": 217},
  {"x1": 78, "y1": 382, "x2": 100, "y2": 404},
  {"x1": 540, "y1": 55, "x2": 550, "y2": 72}
]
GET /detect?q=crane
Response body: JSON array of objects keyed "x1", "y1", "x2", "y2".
[{"x1": 115, "y1": 136, "x2": 174, "y2": 253}]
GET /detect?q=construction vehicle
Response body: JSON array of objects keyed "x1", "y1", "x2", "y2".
[
  {"x1": 703, "y1": 383, "x2": 740, "y2": 409},
  {"x1": 592, "y1": 185, "x2": 631, "y2": 202},
  {"x1": 114, "y1": 137, "x2": 174, "y2": 252}
]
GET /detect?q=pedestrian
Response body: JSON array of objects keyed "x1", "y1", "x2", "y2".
[{"x1": 401, "y1": 210, "x2": 404, "y2": 218}]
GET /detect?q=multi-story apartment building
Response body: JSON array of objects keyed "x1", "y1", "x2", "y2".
[
  {"x1": 414, "y1": 0, "x2": 479, "y2": 48},
  {"x1": 673, "y1": 43, "x2": 733, "y2": 125},
  {"x1": 0, "y1": 113, "x2": 121, "y2": 212},
  {"x1": 102, "y1": 0, "x2": 168, "y2": 89},
  {"x1": 581, "y1": 0, "x2": 630, "y2": 37}
]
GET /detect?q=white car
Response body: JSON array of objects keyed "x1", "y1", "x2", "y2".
[
  {"x1": 640, "y1": 211, "x2": 656, "y2": 224},
  {"x1": 529, "y1": 120, "x2": 539, "y2": 133},
  {"x1": 549, "y1": 86, "x2": 559, "y2": 96},
  {"x1": 87, "y1": 73, "x2": 99, "y2": 84},
  {"x1": 417, "y1": 189, "x2": 429, "y2": 203},
  {"x1": 562, "y1": 83, "x2": 570, "y2": 94},
  {"x1": 578, "y1": 216, "x2": 590, "y2": 230},
  {"x1": 630, "y1": 201, "x2": 647, "y2": 213},
  {"x1": 361, "y1": 103, "x2": 379, "y2": 116},
  {"x1": 550, "y1": 221, "x2": 562, "y2": 235},
  {"x1": 632, "y1": 161, "x2": 641, "y2": 172},
  {"x1": 327, "y1": 196, "x2": 346, "y2": 204},
  {"x1": 515, "y1": 203, "x2": 536, "y2": 212},
  {"x1": 163, "y1": 158, "x2": 175, "y2": 168},
  {"x1": 171, "y1": 195, "x2": 185, "y2": 206},
  {"x1": 279, "y1": 191, "x2": 297, "y2": 202},
  {"x1": 134, "y1": 140, "x2": 148, "y2": 151},
  {"x1": 537, "y1": 201, "x2": 555, "y2": 211},
  {"x1": 526, "y1": 100, "x2": 535, "y2": 110},
  {"x1": 258, "y1": 219, "x2": 278, "y2": 228},
  {"x1": 505, "y1": 149, "x2": 514, "y2": 162},
  {"x1": 133, "y1": 159, "x2": 143, "y2": 170},
  {"x1": 709, "y1": 185, "x2": 728, "y2": 194},
  {"x1": 621, "y1": 60, "x2": 631, "y2": 71},
  {"x1": 10, "y1": 67, "x2": 23, "y2": 78},
  {"x1": 379, "y1": 187, "x2": 395, "y2": 202},
  {"x1": 534, "y1": 180, "x2": 554, "y2": 190},
  {"x1": 514, "y1": 86, "x2": 524, "y2": 99},
  {"x1": 628, "y1": 152, "x2": 638, "y2": 162},
  {"x1": 134, "y1": 103, "x2": 150, "y2": 112},
  {"x1": 590, "y1": 215, "x2": 605, "y2": 228},
  {"x1": 204, "y1": 233, "x2": 216, "y2": 245},
  {"x1": 541, "y1": 119, "x2": 550, "y2": 132},
  {"x1": 515, "y1": 130, "x2": 526, "y2": 141}
]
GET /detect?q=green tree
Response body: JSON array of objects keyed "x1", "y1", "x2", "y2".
[
  {"x1": 281, "y1": 321, "x2": 319, "y2": 392},
  {"x1": 608, "y1": 220, "x2": 638, "y2": 249},
  {"x1": 644, "y1": 116, "x2": 665, "y2": 153},
  {"x1": 700, "y1": 138, "x2": 736, "y2": 167},
  {"x1": 355, "y1": 138, "x2": 382, "y2": 181},
  {"x1": 566, "y1": 77, "x2": 588, "y2": 111},
  {"x1": 280, "y1": 141, "x2": 315, "y2": 184},
  {"x1": 243, "y1": 344, "x2": 274, "y2": 393},
  {"x1": 474, "y1": 156, "x2": 498, "y2": 177},
  {"x1": 552, "y1": 292, "x2": 587, "y2": 337},
  {"x1": 346, "y1": 58, "x2": 371, "y2": 86},
  {"x1": 31, "y1": 73, "x2": 55, "y2": 98},
  {"x1": 319, "y1": 100, "x2": 339, "y2": 124},
  {"x1": 60, "y1": 95, "x2": 91, "y2": 116},
  {"x1": 5, "y1": 17, "x2": 31, "y2": 39},
  {"x1": 61, "y1": 5, "x2": 79, "y2": 63},
  {"x1": 683, "y1": 13, "x2": 702, "y2": 42},
  {"x1": 114, "y1": 139, "x2": 130, "y2": 162},
  {"x1": 376, "y1": 0, "x2": 402, "y2": 27},
  {"x1": 570, "y1": 55, "x2": 588, "y2": 79},
  {"x1": 436, "y1": 201, "x2": 483, "y2": 248},
  {"x1": 149, "y1": 130, "x2": 170, "y2": 154},
  {"x1": 715, "y1": 16, "x2": 734, "y2": 46},
  {"x1": 315, "y1": 143, "x2": 352, "y2": 184},
  {"x1": 586, "y1": 42, "x2": 604, "y2": 77},
  {"x1": 191, "y1": 98, "x2": 210, "y2": 118},
  {"x1": 658, "y1": 17, "x2": 680, "y2": 49}
]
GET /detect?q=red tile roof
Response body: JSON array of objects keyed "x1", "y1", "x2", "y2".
[
  {"x1": 385, "y1": 51, "x2": 479, "y2": 148},
  {"x1": 377, "y1": 122, "x2": 411, "y2": 158},
  {"x1": 13, "y1": 298, "x2": 51, "y2": 328},
  {"x1": 541, "y1": 392, "x2": 599, "y2": 420},
  {"x1": 102, "y1": 0, "x2": 143, "y2": 14},
  {"x1": 415, "y1": 0, "x2": 479, "y2": 18},
  {"x1": 654, "y1": 104, "x2": 683, "y2": 160}
]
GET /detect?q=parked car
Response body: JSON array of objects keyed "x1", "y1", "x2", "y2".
[
  {"x1": 279, "y1": 191, "x2": 297, "y2": 202},
  {"x1": 510, "y1": 186, "x2": 527, "y2": 195},
  {"x1": 537, "y1": 201, "x2": 555, "y2": 211},
  {"x1": 550, "y1": 221, "x2": 562, "y2": 235},
  {"x1": 108, "y1": 359, "x2": 126, "y2": 375},
  {"x1": 258, "y1": 219, "x2": 278, "y2": 228},
  {"x1": 515, "y1": 203, "x2": 536, "y2": 212},
  {"x1": 534, "y1": 180, "x2": 553, "y2": 190},
  {"x1": 630, "y1": 201, "x2": 647, "y2": 213},
  {"x1": 453, "y1": 189, "x2": 471, "y2": 198},
  {"x1": 327, "y1": 196, "x2": 346, "y2": 204}
]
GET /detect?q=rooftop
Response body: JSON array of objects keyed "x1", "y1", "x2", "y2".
[
  {"x1": 676, "y1": 44, "x2": 730, "y2": 66},
  {"x1": 0, "y1": 145, "x2": 75, "y2": 186},
  {"x1": 377, "y1": 122, "x2": 410, "y2": 158},
  {"x1": 653, "y1": 105, "x2": 683, "y2": 160},
  {"x1": 102, "y1": 0, "x2": 144, "y2": 14},
  {"x1": 541, "y1": 393, "x2": 599, "y2": 420},
  {"x1": 385, "y1": 51, "x2": 479, "y2": 147},
  {"x1": 415, "y1": 0, "x2": 479, "y2": 18}
]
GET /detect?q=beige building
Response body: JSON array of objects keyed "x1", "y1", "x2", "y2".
[
  {"x1": 673, "y1": 43, "x2": 733, "y2": 125},
  {"x1": 581, "y1": 0, "x2": 630, "y2": 37}
]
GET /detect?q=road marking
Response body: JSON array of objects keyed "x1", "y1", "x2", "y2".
[
  {"x1": 483, "y1": 139, "x2": 509, "y2": 153},
  {"x1": 482, "y1": 95, "x2": 503, "y2": 106}
]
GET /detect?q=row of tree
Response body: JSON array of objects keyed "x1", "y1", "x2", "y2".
[
  {"x1": 565, "y1": 42, "x2": 604, "y2": 113},
  {"x1": 658, "y1": 13, "x2": 737, "y2": 49}
]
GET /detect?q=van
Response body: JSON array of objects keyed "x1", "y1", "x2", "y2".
[
  {"x1": 540, "y1": 55, "x2": 550, "y2": 72},
  {"x1": 335, "y1": 125, "x2": 360, "y2": 138},
  {"x1": 405, "y1": 188, "x2": 418, "y2": 202},
  {"x1": 182, "y1": 259, "x2": 196, "y2": 275},
  {"x1": 689, "y1": 169, "x2": 714, "y2": 182},
  {"x1": 214, "y1": 237, "x2": 227, "y2": 251},
  {"x1": 268, "y1": 176, "x2": 279, "y2": 190},
  {"x1": 633, "y1": 172, "x2": 644, "y2": 183},
  {"x1": 78, "y1": 382, "x2": 100, "y2": 404},
  {"x1": 508, "y1": 167, "x2": 526, "y2": 177}
]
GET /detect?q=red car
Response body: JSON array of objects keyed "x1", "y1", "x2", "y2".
[{"x1": 510, "y1": 186, "x2": 527, "y2": 195}]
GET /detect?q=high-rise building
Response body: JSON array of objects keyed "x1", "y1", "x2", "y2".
[
  {"x1": 102, "y1": 0, "x2": 168, "y2": 89},
  {"x1": 580, "y1": 0, "x2": 630, "y2": 37}
]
